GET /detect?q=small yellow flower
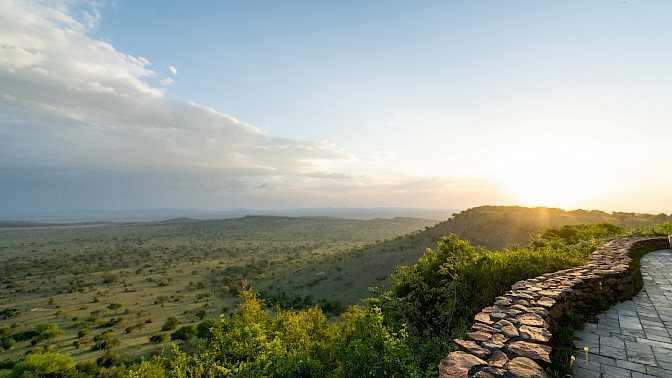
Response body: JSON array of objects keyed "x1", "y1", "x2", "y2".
[
  {"x1": 584, "y1": 346, "x2": 589, "y2": 365},
  {"x1": 570, "y1": 355, "x2": 576, "y2": 366},
  {"x1": 583, "y1": 346, "x2": 589, "y2": 352}
]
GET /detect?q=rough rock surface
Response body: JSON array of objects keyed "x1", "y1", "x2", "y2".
[
  {"x1": 454, "y1": 339, "x2": 491, "y2": 359},
  {"x1": 438, "y1": 237, "x2": 668, "y2": 378},
  {"x1": 505, "y1": 357, "x2": 549, "y2": 378},
  {"x1": 488, "y1": 349, "x2": 509, "y2": 368},
  {"x1": 439, "y1": 351, "x2": 487, "y2": 378},
  {"x1": 519, "y1": 325, "x2": 551, "y2": 343},
  {"x1": 507, "y1": 341, "x2": 551, "y2": 364}
]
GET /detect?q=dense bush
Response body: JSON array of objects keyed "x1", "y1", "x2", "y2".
[
  {"x1": 7, "y1": 352, "x2": 76, "y2": 377},
  {"x1": 132, "y1": 287, "x2": 419, "y2": 377},
  {"x1": 170, "y1": 325, "x2": 196, "y2": 343},
  {"x1": 529, "y1": 222, "x2": 625, "y2": 247},
  {"x1": 195, "y1": 319, "x2": 218, "y2": 340},
  {"x1": 378, "y1": 223, "x2": 628, "y2": 373},
  {"x1": 629, "y1": 221, "x2": 672, "y2": 237}
]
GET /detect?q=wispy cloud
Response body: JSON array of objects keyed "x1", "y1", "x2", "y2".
[
  {"x1": 0, "y1": 0, "x2": 363, "y2": 213},
  {"x1": 0, "y1": 1, "x2": 349, "y2": 191},
  {"x1": 160, "y1": 77, "x2": 174, "y2": 86}
]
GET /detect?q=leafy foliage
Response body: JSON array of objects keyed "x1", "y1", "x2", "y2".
[
  {"x1": 195, "y1": 319, "x2": 218, "y2": 340},
  {"x1": 31, "y1": 323, "x2": 63, "y2": 345},
  {"x1": 530, "y1": 222, "x2": 625, "y2": 247},
  {"x1": 8, "y1": 351, "x2": 75, "y2": 377},
  {"x1": 627, "y1": 221, "x2": 672, "y2": 237},
  {"x1": 134, "y1": 287, "x2": 419, "y2": 377},
  {"x1": 107, "y1": 302, "x2": 124, "y2": 314},
  {"x1": 378, "y1": 222, "x2": 630, "y2": 373}
]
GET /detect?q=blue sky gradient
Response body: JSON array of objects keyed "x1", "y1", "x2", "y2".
[{"x1": 1, "y1": 1, "x2": 671, "y2": 214}]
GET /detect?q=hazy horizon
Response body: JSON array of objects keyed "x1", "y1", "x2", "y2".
[
  {"x1": 2, "y1": 1, "x2": 671, "y2": 215},
  {"x1": 0, "y1": 206, "x2": 462, "y2": 223},
  {"x1": 2, "y1": 205, "x2": 665, "y2": 223}
]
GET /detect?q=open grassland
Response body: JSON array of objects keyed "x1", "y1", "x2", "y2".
[
  {"x1": 0, "y1": 216, "x2": 438, "y2": 364},
  {"x1": 1, "y1": 206, "x2": 670, "y2": 373}
]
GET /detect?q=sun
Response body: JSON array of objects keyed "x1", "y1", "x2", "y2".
[
  {"x1": 489, "y1": 141, "x2": 611, "y2": 209},
  {"x1": 501, "y1": 172, "x2": 593, "y2": 209}
]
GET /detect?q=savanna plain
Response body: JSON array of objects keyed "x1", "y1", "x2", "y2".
[{"x1": 1, "y1": 206, "x2": 671, "y2": 377}]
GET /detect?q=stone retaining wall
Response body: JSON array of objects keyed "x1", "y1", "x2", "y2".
[{"x1": 439, "y1": 236, "x2": 669, "y2": 378}]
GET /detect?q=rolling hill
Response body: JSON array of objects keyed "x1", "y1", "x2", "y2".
[{"x1": 258, "y1": 206, "x2": 672, "y2": 308}]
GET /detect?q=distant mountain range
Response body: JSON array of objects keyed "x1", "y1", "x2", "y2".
[{"x1": 0, "y1": 207, "x2": 460, "y2": 222}]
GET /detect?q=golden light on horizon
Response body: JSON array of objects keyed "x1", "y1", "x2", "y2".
[{"x1": 490, "y1": 141, "x2": 613, "y2": 209}]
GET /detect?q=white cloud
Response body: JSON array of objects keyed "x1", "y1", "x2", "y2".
[
  {"x1": 0, "y1": 0, "x2": 548, "y2": 213},
  {"x1": 0, "y1": 0, "x2": 348, "y2": 188},
  {"x1": 80, "y1": 5, "x2": 102, "y2": 30}
]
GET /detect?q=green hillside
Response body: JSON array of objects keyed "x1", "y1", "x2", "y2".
[
  {"x1": 433, "y1": 206, "x2": 670, "y2": 250},
  {"x1": 260, "y1": 206, "x2": 672, "y2": 309}
]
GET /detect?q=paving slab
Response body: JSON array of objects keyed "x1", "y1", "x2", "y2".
[{"x1": 573, "y1": 249, "x2": 672, "y2": 378}]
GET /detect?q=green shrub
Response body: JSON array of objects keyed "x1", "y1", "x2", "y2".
[
  {"x1": 31, "y1": 323, "x2": 62, "y2": 345},
  {"x1": 196, "y1": 319, "x2": 219, "y2": 340},
  {"x1": 1, "y1": 337, "x2": 15, "y2": 350},
  {"x1": 99, "y1": 317, "x2": 123, "y2": 328},
  {"x1": 91, "y1": 330, "x2": 120, "y2": 350},
  {"x1": 8, "y1": 351, "x2": 75, "y2": 377},
  {"x1": 149, "y1": 333, "x2": 167, "y2": 343},
  {"x1": 135, "y1": 287, "x2": 419, "y2": 377},
  {"x1": 161, "y1": 316, "x2": 179, "y2": 331},
  {"x1": 12, "y1": 329, "x2": 37, "y2": 342},
  {"x1": 170, "y1": 325, "x2": 196, "y2": 343}
]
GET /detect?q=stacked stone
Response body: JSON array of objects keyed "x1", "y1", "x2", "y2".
[{"x1": 439, "y1": 237, "x2": 668, "y2": 378}]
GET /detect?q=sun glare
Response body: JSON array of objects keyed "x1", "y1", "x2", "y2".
[
  {"x1": 503, "y1": 173, "x2": 593, "y2": 208},
  {"x1": 490, "y1": 142, "x2": 612, "y2": 209}
]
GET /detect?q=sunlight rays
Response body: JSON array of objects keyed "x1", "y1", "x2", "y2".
[{"x1": 489, "y1": 141, "x2": 614, "y2": 209}]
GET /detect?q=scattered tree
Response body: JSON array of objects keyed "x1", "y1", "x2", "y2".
[
  {"x1": 31, "y1": 323, "x2": 62, "y2": 345},
  {"x1": 107, "y1": 302, "x2": 124, "y2": 314},
  {"x1": 92, "y1": 330, "x2": 120, "y2": 350}
]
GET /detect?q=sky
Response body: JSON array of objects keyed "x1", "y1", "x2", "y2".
[{"x1": 1, "y1": 0, "x2": 671, "y2": 215}]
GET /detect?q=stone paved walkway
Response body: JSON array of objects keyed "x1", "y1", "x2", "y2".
[{"x1": 572, "y1": 249, "x2": 672, "y2": 378}]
